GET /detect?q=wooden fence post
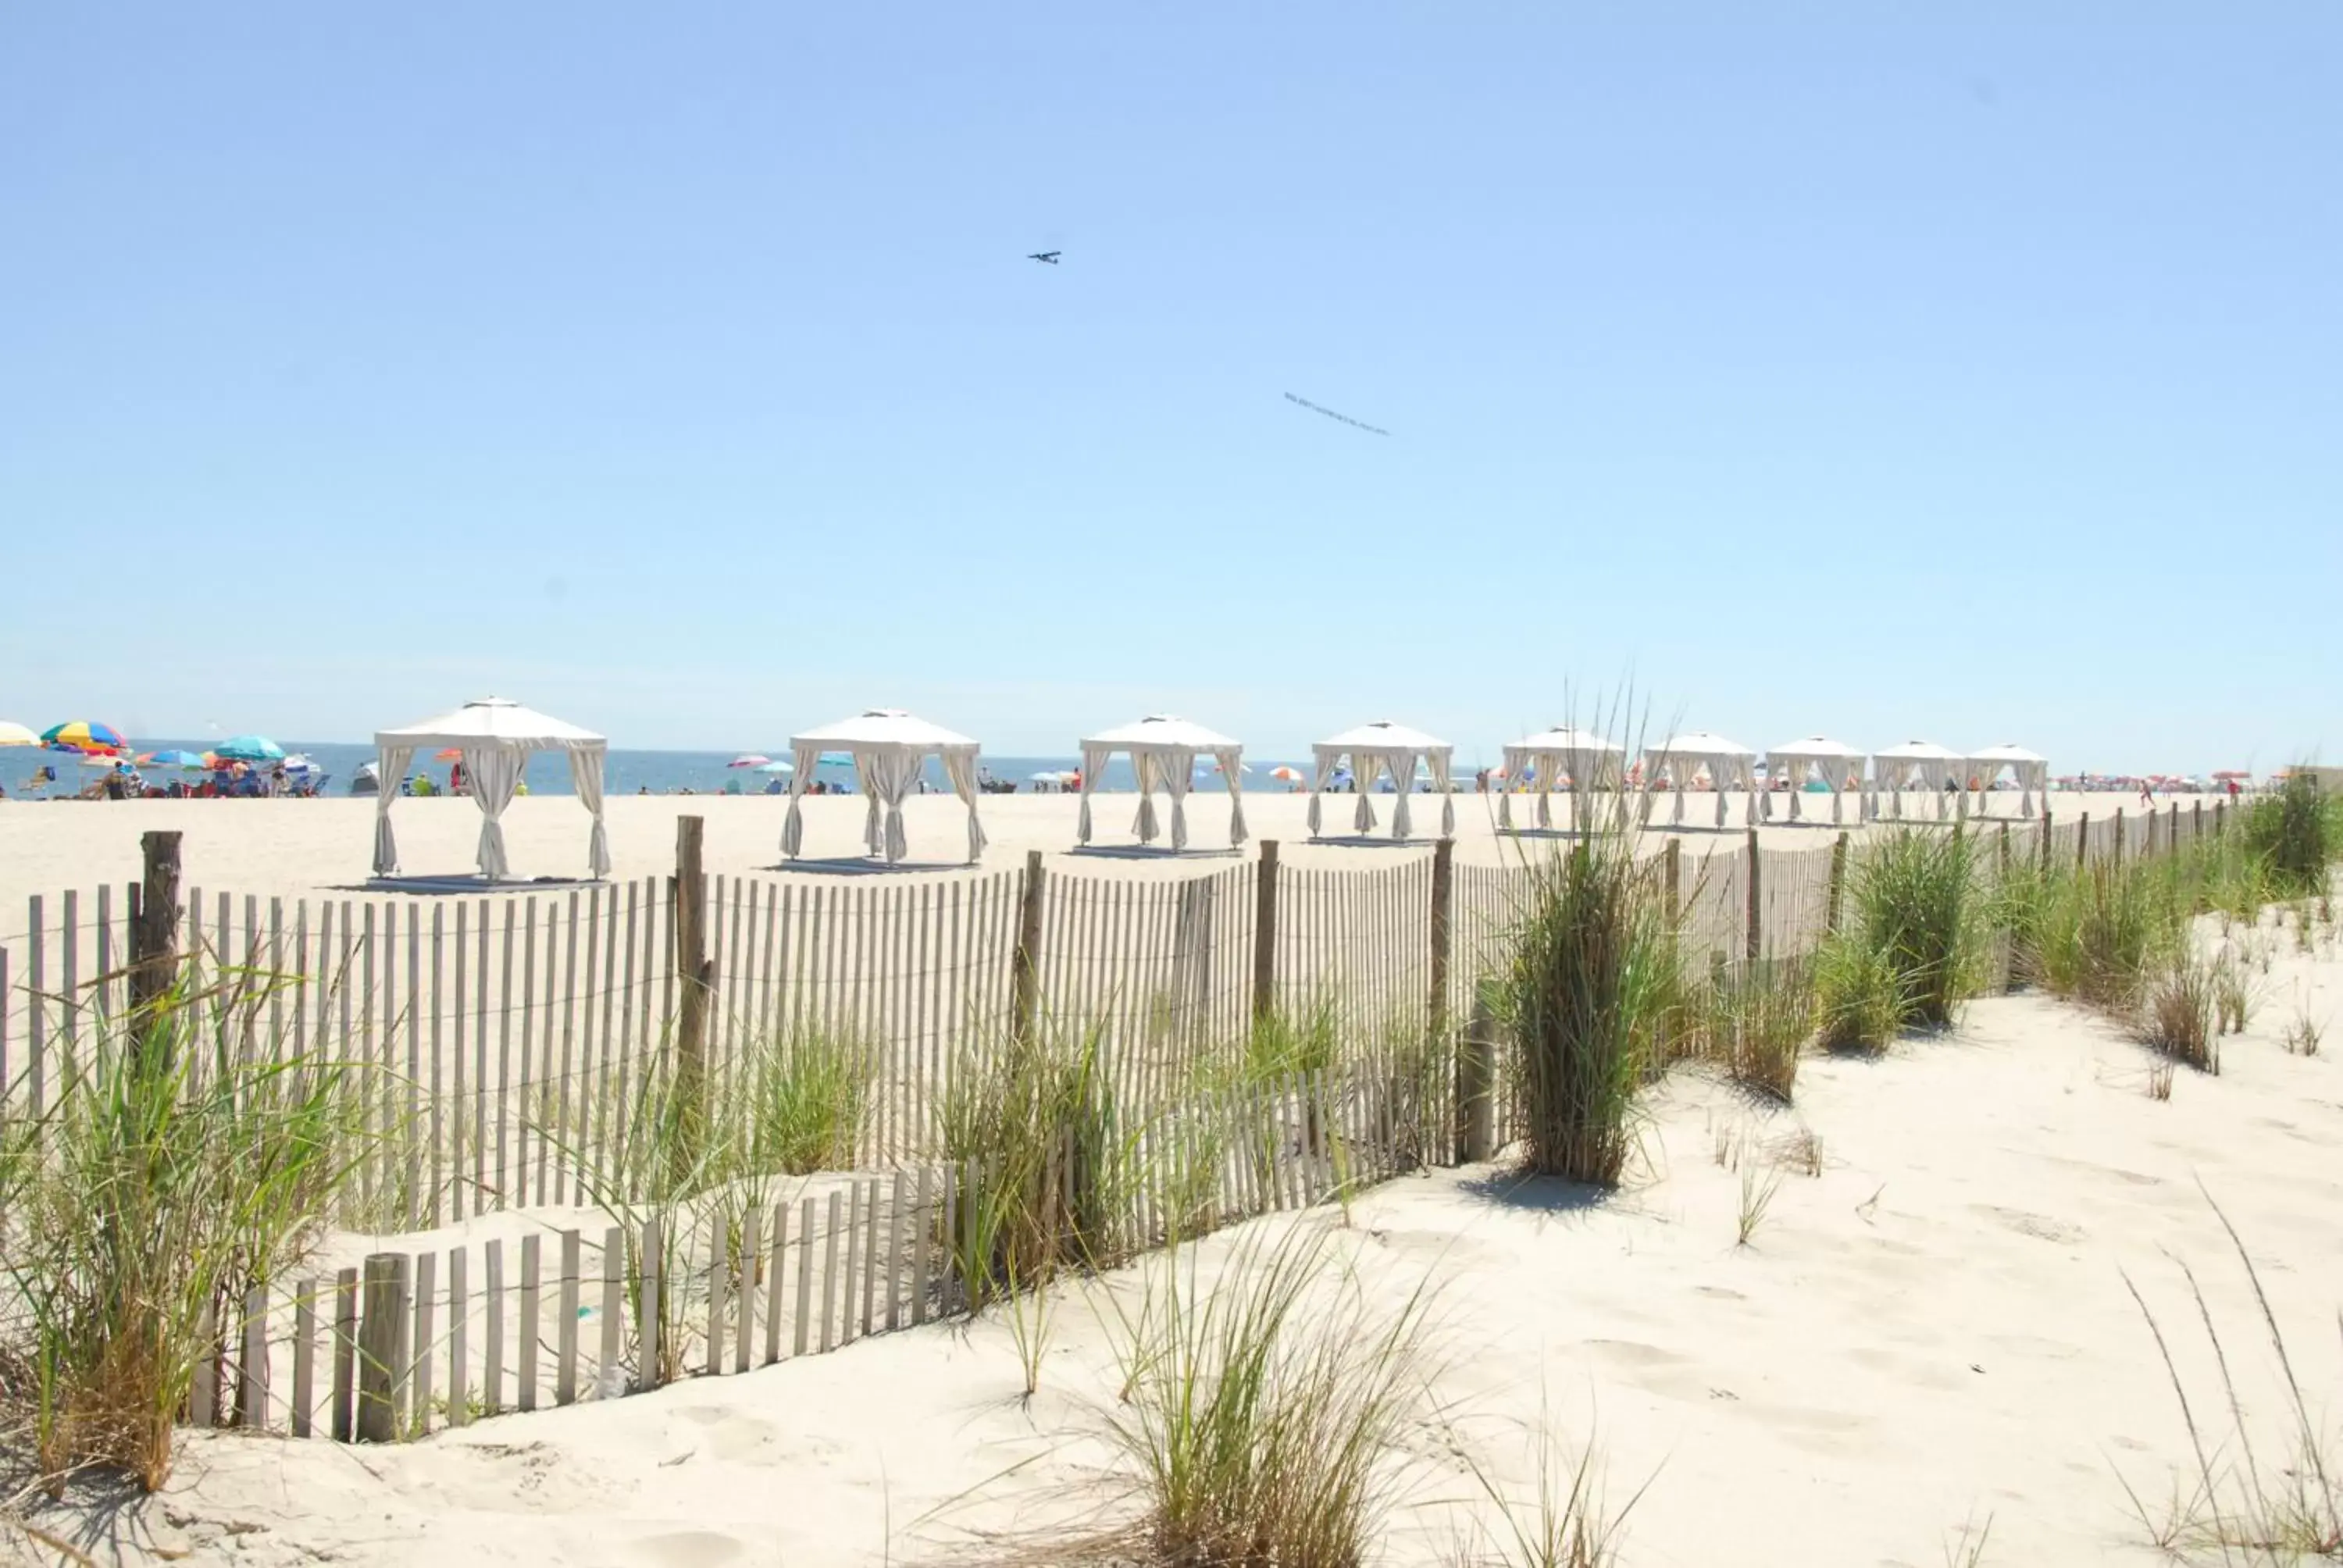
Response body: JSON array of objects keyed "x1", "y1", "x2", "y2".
[
  {"x1": 1427, "y1": 838, "x2": 1453, "y2": 1046},
  {"x1": 672, "y1": 818, "x2": 711, "y2": 1150},
  {"x1": 2193, "y1": 799, "x2": 2203, "y2": 844},
  {"x1": 129, "y1": 830, "x2": 183, "y2": 1054},
  {"x1": 2113, "y1": 808, "x2": 2126, "y2": 867},
  {"x1": 1663, "y1": 838, "x2": 1682, "y2": 927},
  {"x1": 1827, "y1": 832, "x2": 1849, "y2": 933},
  {"x1": 1251, "y1": 840, "x2": 1280, "y2": 1023},
  {"x1": 356, "y1": 1253, "x2": 408, "y2": 1443},
  {"x1": 1013, "y1": 850, "x2": 1045, "y2": 1043},
  {"x1": 1456, "y1": 988, "x2": 1494, "y2": 1164},
  {"x1": 2041, "y1": 809, "x2": 2052, "y2": 872},
  {"x1": 1744, "y1": 826, "x2": 1762, "y2": 960},
  {"x1": 2076, "y1": 811, "x2": 2090, "y2": 872},
  {"x1": 2214, "y1": 799, "x2": 2225, "y2": 839}
]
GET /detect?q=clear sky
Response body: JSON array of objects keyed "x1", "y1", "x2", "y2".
[{"x1": 3, "y1": 3, "x2": 2335, "y2": 772}]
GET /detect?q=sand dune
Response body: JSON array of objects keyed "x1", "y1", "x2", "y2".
[{"x1": 34, "y1": 919, "x2": 2341, "y2": 1568}]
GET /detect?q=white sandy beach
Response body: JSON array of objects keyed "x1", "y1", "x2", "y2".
[
  {"x1": 23, "y1": 917, "x2": 2340, "y2": 1568},
  {"x1": 0, "y1": 789, "x2": 2216, "y2": 912}
]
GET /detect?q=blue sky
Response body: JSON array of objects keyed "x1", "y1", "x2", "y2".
[{"x1": 3, "y1": 3, "x2": 2335, "y2": 772}]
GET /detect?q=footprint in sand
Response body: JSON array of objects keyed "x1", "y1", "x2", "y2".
[
  {"x1": 1972, "y1": 1205, "x2": 2086, "y2": 1246},
  {"x1": 632, "y1": 1531, "x2": 747, "y2": 1568}
]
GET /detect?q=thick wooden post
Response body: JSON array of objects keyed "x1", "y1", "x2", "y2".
[
  {"x1": 1427, "y1": 838, "x2": 1453, "y2": 1046},
  {"x1": 1744, "y1": 827, "x2": 1763, "y2": 960},
  {"x1": 2076, "y1": 811, "x2": 2090, "y2": 872},
  {"x1": 1012, "y1": 849, "x2": 1045, "y2": 1042},
  {"x1": 2214, "y1": 799, "x2": 2225, "y2": 839},
  {"x1": 128, "y1": 830, "x2": 184, "y2": 1048},
  {"x1": 1827, "y1": 832, "x2": 1850, "y2": 933},
  {"x1": 2113, "y1": 807, "x2": 2126, "y2": 867},
  {"x1": 2041, "y1": 809, "x2": 2053, "y2": 872},
  {"x1": 2170, "y1": 802, "x2": 2180, "y2": 854},
  {"x1": 672, "y1": 818, "x2": 712, "y2": 1148},
  {"x1": 356, "y1": 1253, "x2": 409, "y2": 1443},
  {"x1": 1250, "y1": 839, "x2": 1280, "y2": 1022},
  {"x1": 2192, "y1": 799, "x2": 2203, "y2": 845},
  {"x1": 1663, "y1": 838, "x2": 1682, "y2": 927},
  {"x1": 1456, "y1": 987, "x2": 1494, "y2": 1164}
]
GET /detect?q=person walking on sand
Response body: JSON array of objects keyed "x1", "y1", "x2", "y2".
[{"x1": 2140, "y1": 778, "x2": 2154, "y2": 808}]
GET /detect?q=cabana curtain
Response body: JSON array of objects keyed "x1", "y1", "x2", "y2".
[{"x1": 370, "y1": 698, "x2": 608, "y2": 882}]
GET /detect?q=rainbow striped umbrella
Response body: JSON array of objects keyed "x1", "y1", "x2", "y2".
[{"x1": 41, "y1": 720, "x2": 126, "y2": 753}]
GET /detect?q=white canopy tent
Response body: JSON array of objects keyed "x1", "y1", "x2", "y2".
[
  {"x1": 372, "y1": 697, "x2": 609, "y2": 882},
  {"x1": 1497, "y1": 726, "x2": 1628, "y2": 832},
  {"x1": 1639, "y1": 732, "x2": 1759, "y2": 829},
  {"x1": 1310, "y1": 720, "x2": 1455, "y2": 841},
  {"x1": 1965, "y1": 743, "x2": 2050, "y2": 818},
  {"x1": 780, "y1": 710, "x2": 986, "y2": 864},
  {"x1": 1869, "y1": 739, "x2": 1963, "y2": 821},
  {"x1": 1763, "y1": 736, "x2": 1867, "y2": 825},
  {"x1": 1078, "y1": 715, "x2": 1247, "y2": 851}
]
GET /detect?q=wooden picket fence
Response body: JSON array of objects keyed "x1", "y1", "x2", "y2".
[
  {"x1": 180, "y1": 1064, "x2": 1405, "y2": 1445},
  {"x1": 0, "y1": 800, "x2": 2232, "y2": 1233}
]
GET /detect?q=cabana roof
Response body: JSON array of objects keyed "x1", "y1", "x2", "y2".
[
  {"x1": 1649, "y1": 730, "x2": 1754, "y2": 759},
  {"x1": 1318, "y1": 719, "x2": 1451, "y2": 753},
  {"x1": 1767, "y1": 735, "x2": 1864, "y2": 760},
  {"x1": 375, "y1": 697, "x2": 604, "y2": 750},
  {"x1": 1874, "y1": 739, "x2": 1961, "y2": 761},
  {"x1": 1082, "y1": 715, "x2": 1240, "y2": 751},
  {"x1": 1967, "y1": 743, "x2": 2048, "y2": 764},
  {"x1": 1507, "y1": 725, "x2": 1624, "y2": 754},
  {"x1": 789, "y1": 708, "x2": 977, "y2": 752}
]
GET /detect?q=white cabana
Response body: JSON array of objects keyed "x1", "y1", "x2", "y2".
[
  {"x1": 1965, "y1": 743, "x2": 2050, "y2": 818},
  {"x1": 780, "y1": 709, "x2": 986, "y2": 864},
  {"x1": 1639, "y1": 731, "x2": 1759, "y2": 829},
  {"x1": 1077, "y1": 715, "x2": 1246, "y2": 851},
  {"x1": 1309, "y1": 720, "x2": 1455, "y2": 841},
  {"x1": 372, "y1": 697, "x2": 609, "y2": 882},
  {"x1": 1869, "y1": 739, "x2": 1963, "y2": 821},
  {"x1": 1763, "y1": 736, "x2": 1867, "y2": 825},
  {"x1": 1497, "y1": 726, "x2": 1628, "y2": 832}
]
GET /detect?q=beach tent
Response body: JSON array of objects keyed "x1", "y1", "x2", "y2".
[
  {"x1": 1964, "y1": 743, "x2": 2049, "y2": 818},
  {"x1": 1639, "y1": 732, "x2": 1759, "y2": 829},
  {"x1": 373, "y1": 697, "x2": 609, "y2": 882},
  {"x1": 1077, "y1": 715, "x2": 1246, "y2": 851},
  {"x1": 780, "y1": 709, "x2": 986, "y2": 864},
  {"x1": 1763, "y1": 736, "x2": 1866, "y2": 825},
  {"x1": 1310, "y1": 720, "x2": 1455, "y2": 841},
  {"x1": 1497, "y1": 726, "x2": 1628, "y2": 832},
  {"x1": 1869, "y1": 739, "x2": 1963, "y2": 821}
]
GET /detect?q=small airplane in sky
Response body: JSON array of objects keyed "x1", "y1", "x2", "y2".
[{"x1": 1027, "y1": 251, "x2": 1061, "y2": 264}]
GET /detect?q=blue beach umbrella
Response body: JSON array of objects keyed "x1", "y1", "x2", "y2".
[
  {"x1": 139, "y1": 750, "x2": 208, "y2": 768},
  {"x1": 215, "y1": 735, "x2": 285, "y2": 762}
]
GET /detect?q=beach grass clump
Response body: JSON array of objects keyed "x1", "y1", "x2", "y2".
[
  {"x1": 937, "y1": 1014, "x2": 1132, "y2": 1303},
  {"x1": 1841, "y1": 829, "x2": 1988, "y2": 1030},
  {"x1": 0, "y1": 966, "x2": 369, "y2": 1491},
  {"x1": 740, "y1": 1019, "x2": 872, "y2": 1176},
  {"x1": 1450, "y1": 1409, "x2": 1643, "y2": 1568},
  {"x1": 1495, "y1": 836, "x2": 1681, "y2": 1187},
  {"x1": 1697, "y1": 957, "x2": 1815, "y2": 1102},
  {"x1": 1236, "y1": 996, "x2": 1343, "y2": 1087},
  {"x1": 1103, "y1": 1222, "x2": 1437, "y2": 1568},
  {"x1": 2242, "y1": 772, "x2": 2338, "y2": 901},
  {"x1": 2119, "y1": 1196, "x2": 2343, "y2": 1562},
  {"x1": 1811, "y1": 932, "x2": 1906, "y2": 1052},
  {"x1": 2138, "y1": 953, "x2": 2220, "y2": 1074}
]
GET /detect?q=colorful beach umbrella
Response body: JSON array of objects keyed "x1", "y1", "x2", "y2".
[
  {"x1": 729, "y1": 754, "x2": 770, "y2": 768},
  {"x1": 1268, "y1": 765, "x2": 1305, "y2": 783},
  {"x1": 139, "y1": 750, "x2": 208, "y2": 768},
  {"x1": 42, "y1": 720, "x2": 125, "y2": 753},
  {"x1": 755, "y1": 759, "x2": 794, "y2": 774},
  {"x1": 0, "y1": 721, "x2": 38, "y2": 747},
  {"x1": 214, "y1": 735, "x2": 285, "y2": 762}
]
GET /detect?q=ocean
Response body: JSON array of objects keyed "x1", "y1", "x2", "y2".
[{"x1": 9, "y1": 742, "x2": 1319, "y2": 800}]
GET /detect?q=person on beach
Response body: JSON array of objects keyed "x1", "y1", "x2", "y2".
[{"x1": 2140, "y1": 779, "x2": 2154, "y2": 807}]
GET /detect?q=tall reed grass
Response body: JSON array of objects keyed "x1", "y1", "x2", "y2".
[
  {"x1": 1496, "y1": 833, "x2": 1680, "y2": 1186},
  {"x1": 2244, "y1": 772, "x2": 2338, "y2": 901},
  {"x1": 1840, "y1": 829, "x2": 1987, "y2": 1030},
  {"x1": 0, "y1": 964, "x2": 373, "y2": 1489},
  {"x1": 1101, "y1": 1222, "x2": 1439, "y2": 1568}
]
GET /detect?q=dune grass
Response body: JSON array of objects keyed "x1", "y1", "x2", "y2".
[
  {"x1": 1696, "y1": 957, "x2": 1814, "y2": 1102},
  {"x1": 0, "y1": 964, "x2": 372, "y2": 1491},
  {"x1": 1811, "y1": 931, "x2": 1906, "y2": 1052},
  {"x1": 2243, "y1": 773, "x2": 2339, "y2": 902},
  {"x1": 2119, "y1": 1195, "x2": 2342, "y2": 1563},
  {"x1": 2139, "y1": 953, "x2": 2221, "y2": 1074},
  {"x1": 1841, "y1": 829, "x2": 1988, "y2": 1031},
  {"x1": 1099, "y1": 1221, "x2": 1439, "y2": 1568},
  {"x1": 1495, "y1": 831, "x2": 1681, "y2": 1187},
  {"x1": 1447, "y1": 1407, "x2": 1646, "y2": 1568}
]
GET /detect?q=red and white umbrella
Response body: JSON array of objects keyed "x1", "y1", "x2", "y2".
[
  {"x1": 729, "y1": 754, "x2": 770, "y2": 769},
  {"x1": 1268, "y1": 765, "x2": 1304, "y2": 783}
]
